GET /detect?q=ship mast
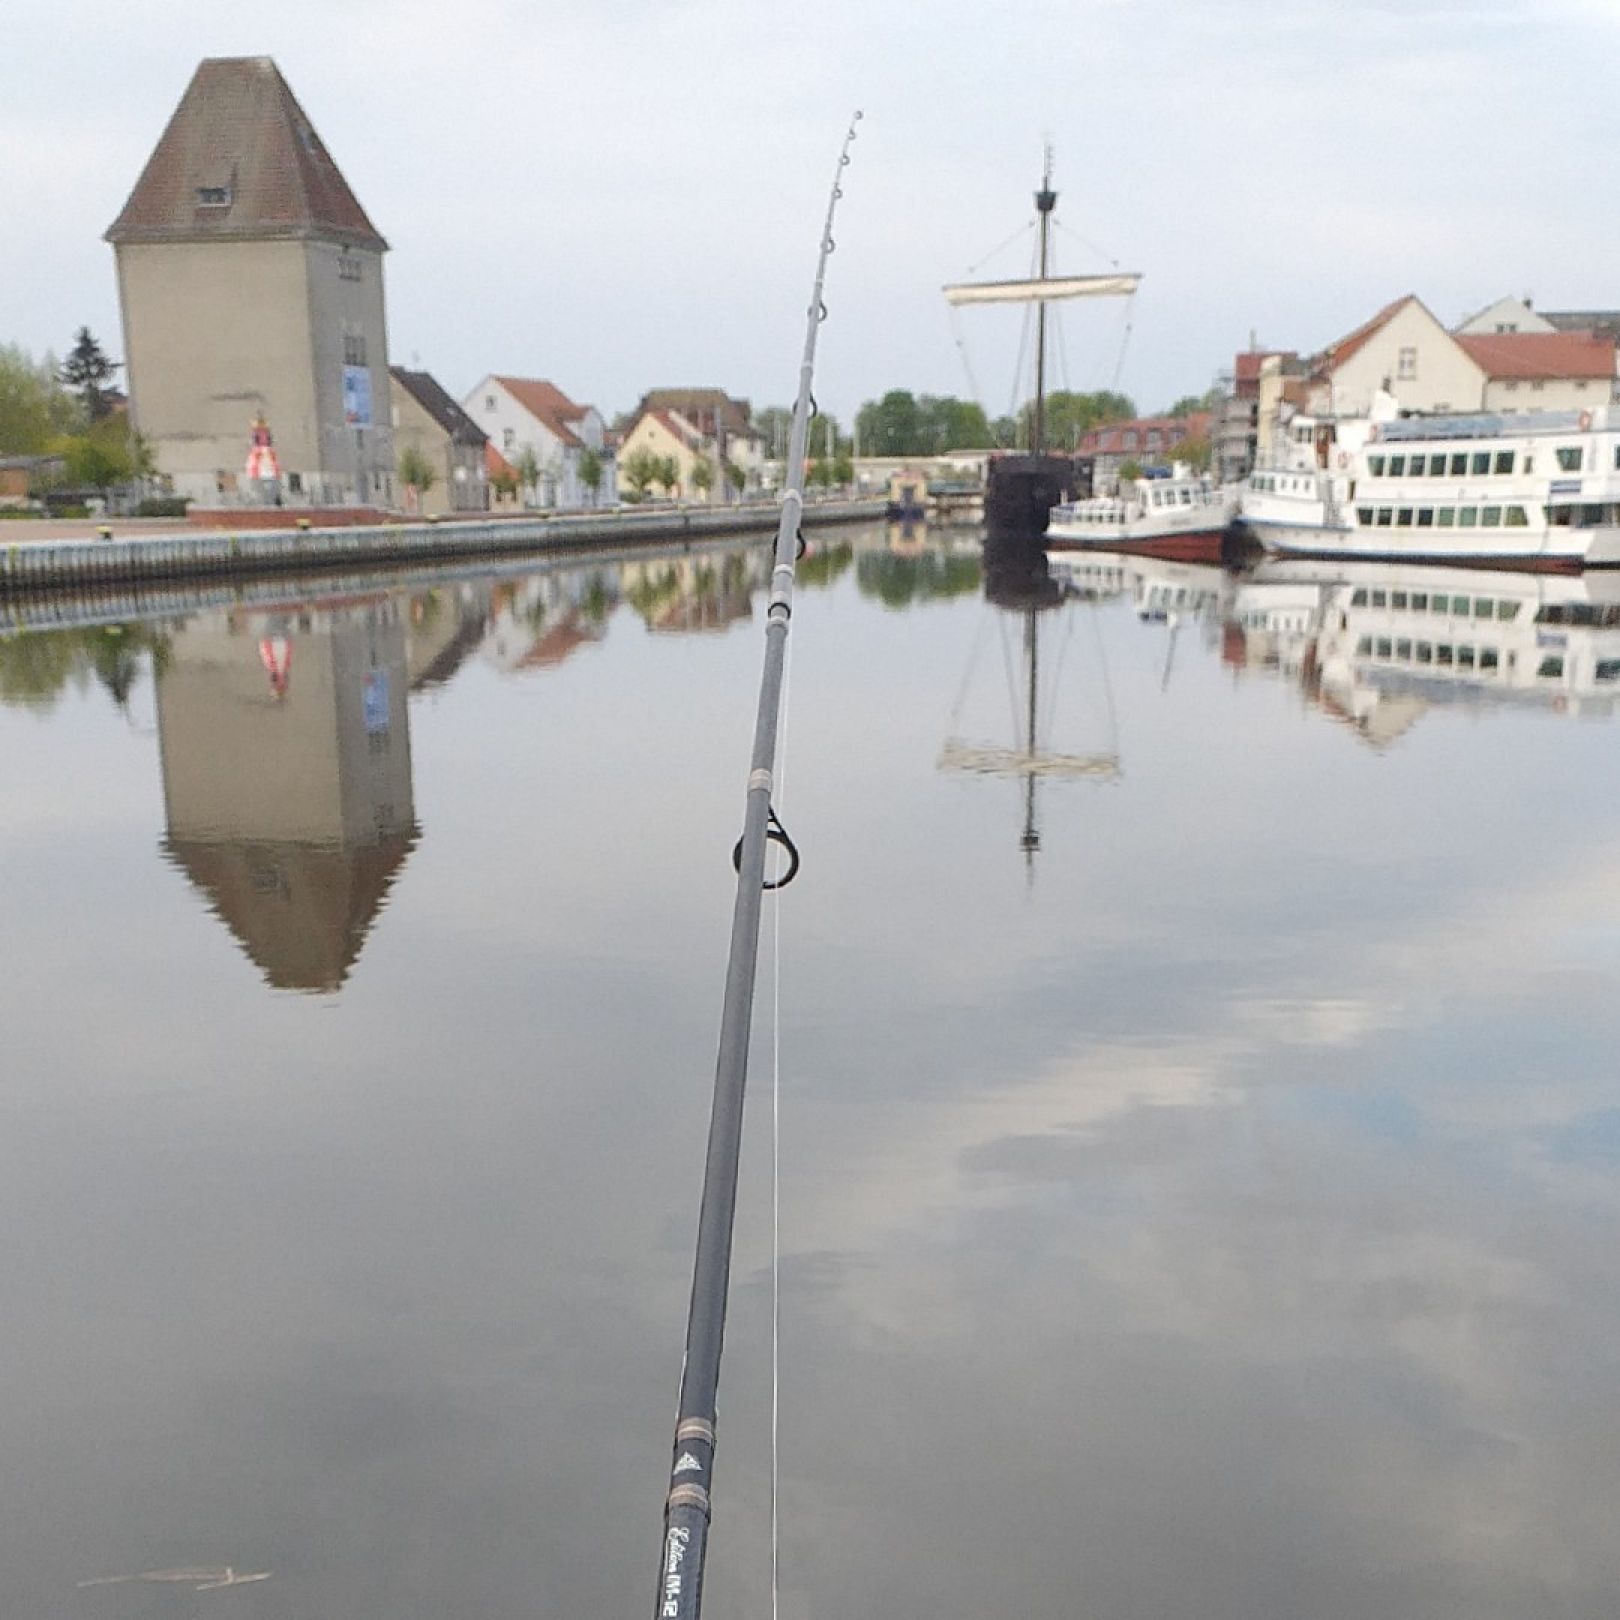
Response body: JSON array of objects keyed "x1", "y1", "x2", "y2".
[{"x1": 1032, "y1": 144, "x2": 1055, "y2": 456}]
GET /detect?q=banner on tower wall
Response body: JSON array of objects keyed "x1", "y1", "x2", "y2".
[{"x1": 342, "y1": 365, "x2": 373, "y2": 426}]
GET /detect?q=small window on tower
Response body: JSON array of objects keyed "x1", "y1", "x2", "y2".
[{"x1": 196, "y1": 185, "x2": 232, "y2": 207}]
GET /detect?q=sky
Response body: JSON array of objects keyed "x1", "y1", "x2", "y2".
[{"x1": 6, "y1": 0, "x2": 1620, "y2": 426}]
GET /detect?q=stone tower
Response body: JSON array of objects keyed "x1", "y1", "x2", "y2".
[{"x1": 106, "y1": 57, "x2": 394, "y2": 507}]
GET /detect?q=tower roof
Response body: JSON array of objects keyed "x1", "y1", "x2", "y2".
[{"x1": 106, "y1": 56, "x2": 387, "y2": 250}]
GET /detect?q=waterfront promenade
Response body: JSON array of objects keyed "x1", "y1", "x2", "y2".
[{"x1": 0, "y1": 497, "x2": 880, "y2": 596}]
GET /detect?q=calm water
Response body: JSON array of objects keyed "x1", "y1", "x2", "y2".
[{"x1": 4, "y1": 528, "x2": 1620, "y2": 1619}]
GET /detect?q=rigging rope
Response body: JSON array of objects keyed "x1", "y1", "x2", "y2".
[{"x1": 1053, "y1": 215, "x2": 1123, "y2": 270}]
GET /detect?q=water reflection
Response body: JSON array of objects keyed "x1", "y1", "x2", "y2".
[
  {"x1": 5, "y1": 529, "x2": 1620, "y2": 1618},
  {"x1": 156, "y1": 598, "x2": 419, "y2": 994}
]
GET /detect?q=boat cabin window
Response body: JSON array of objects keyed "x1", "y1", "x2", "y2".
[
  {"x1": 1505, "y1": 505, "x2": 1529, "y2": 527},
  {"x1": 1376, "y1": 507, "x2": 1394, "y2": 526},
  {"x1": 1417, "y1": 508, "x2": 1435, "y2": 527},
  {"x1": 1396, "y1": 638, "x2": 1412, "y2": 659},
  {"x1": 1494, "y1": 451, "x2": 1515, "y2": 475},
  {"x1": 1481, "y1": 506, "x2": 1503, "y2": 527},
  {"x1": 1549, "y1": 505, "x2": 1574, "y2": 526},
  {"x1": 1397, "y1": 508, "x2": 1414, "y2": 526},
  {"x1": 1356, "y1": 636, "x2": 1372, "y2": 655},
  {"x1": 1179, "y1": 488, "x2": 1192, "y2": 504},
  {"x1": 1498, "y1": 600, "x2": 1521, "y2": 620},
  {"x1": 1471, "y1": 453, "x2": 1491, "y2": 475},
  {"x1": 1614, "y1": 445, "x2": 1620, "y2": 471},
  {"x1": 1391, "y1": 591, "x2": 1408, "y2": 608},
  {"x1": 1410, "y1": 593, "x2": 1428, "y2": 610},
  {"x1": 1580, "y1": 503, "x2": 1607, "y2": 525},
  {"x1": 1450, "y1": 453, "x2": 1468, "y2": 476},
  {"x1": 1351, "y1": 588, "x2": 1368, "y2": 606},
  {"x1": 1388, "y1": 455, "x2": 1406, "y2": 476},
  {"x1": 1557, "y1": 446, "x2": 1583, "y2": 472},
  {"x1": 1437, "y1": 508, "x2": 1456, "y2": 527},
  {"x1": 1357, "y1": 507, "x2": 1374, "y2": 525},
  {"x1": 1596, "y1": 659, "x2": 1620, "y2": 683},
  {"x1": 1473, "y1": 598, "x2": 1494, "y2": 619},
  {"x1": 1410, "y1": 455, "x2": 1427, "y2": 475},
  {"x1": 1436, "y1": 644, "x2": 1454, "y2": 666},
  {"x1": 1538, "y1": 655, "x2": 1565, "y2": 679},
  {"x1": 1480, "y1": 649, "x2": 1500, "y2": 671},
  {"x1": 1416, "y1": 642, "x2": 1433, "y2": 664},
  {"x1": 1369, "y1": 455, "x2": 1385, "y2": 476},
  {"x1": 1458, "y1": 506, "x2": 1478, "y2": 526},
  {"x1": 1370, "y1": 590, "x2": 1388, "y2": 608},
  {"x1": 1430, "y1": 457, "x2": 1448, "y2": 478},
  {"x1": 1376, "y1": 638, "x2": 1393, "y2": 657}
]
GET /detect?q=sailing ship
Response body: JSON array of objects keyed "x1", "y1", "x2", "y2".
[{"x1": 943, "y1": 149, "x2": 1141, "y2": 536}]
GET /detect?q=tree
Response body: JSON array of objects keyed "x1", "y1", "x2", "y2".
[
  {"x1": 396, "y1": 444, "x2": 437, "y2": 509},
  {"x1": 621, "y1": 447, "x2": 659, "y2": 500},
  {"x1": 514, "y1": 445, "x2": 542, "y2": 506},
  {"x1": 578, "y1": 447, "x2": 604, "y2": 506},
  {"x1": 61, "y1": 418, "x2": 134, "y2": 492},
  {"x1": 753, "y1": 405, "x2": 794, "y2": 460},
  {"x1": 654, "y1": 455, "x2": 680, "y2": 498},
  {"x1": 0, "y1": 344, "x2": 75, "y2": 454},
  {"x1": 490, "y1": 465, "x2": 519, "y2": 503},
  {"x1": 726, "y1": 460, "x2": 746, "y2": 495},
  {"x1": 1117, "y1": 459, "x2": 1144, "y2": 483},
  {"x1": 855, "y1": 390, "x2": 923, "y2": 457},
  {"x1": 1168, "y1": 434, "x2": 1212, "y2": 471},
  {"x1": 690, "y1": 456, "x2": 715, "y2": 499},
  {"x1": 832, "y1": 451, "x2": 854, "y2": 487},
  {"x1": 1020, "y1": 390, "x2": 1135, "y2": 450},
  {"x1": 1166, "y1": 388, "x2": 1222, "y2": 417},
  {"x1": 59, "y1": 328, "x2": 119, "y2": 423}
]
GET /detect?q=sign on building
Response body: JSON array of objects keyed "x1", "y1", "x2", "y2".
[{"x1": 342, "y1": 365, "x2": 373, "y2": 427}]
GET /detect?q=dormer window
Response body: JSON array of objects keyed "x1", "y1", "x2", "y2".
[{"x1": 196, "y1": 185, "x2": 232, "y2": 207}]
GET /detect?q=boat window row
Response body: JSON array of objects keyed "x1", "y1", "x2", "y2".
[
  {"x1": 1547, "y1": 504, "x2": 1620, "y2": 527},
  {"x1": 1354, "y1": 636, "x2": 1511, "y2": 672},
  {"x1": 1367, "y1": 445, "x2": 1586, "y2": 478},
  {"x1": 1146, "y1": 485, "x2": 1200, "y2": 508},
  {"x1": 1249, "y1": 473, "x2": 1316, "y2": 494},
  {"x1": 1355, "y1": 503, "x2": 1532, "y2": 530},
  {"x1": 1349, "y1": 587, "x2": 1522, "y2": 621},
  {"x1": 1536, "y1": 603, "x2": 1620, "y2": 628}
]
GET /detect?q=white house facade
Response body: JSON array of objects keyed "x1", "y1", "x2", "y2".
[{"x1": 461, "y1": 375, "x2": 617, "y2": 508}]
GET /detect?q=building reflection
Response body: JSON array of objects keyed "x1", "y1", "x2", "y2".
[{"x1": 157, "y1": 598, "x2": 418, "y2": 993}]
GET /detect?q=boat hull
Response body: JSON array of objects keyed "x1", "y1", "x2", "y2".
[
  {"x1": 1241, "y1": 518, "x2": 1620, "y2": 574},
  {"x1": 1046, "y1": 525, "x2": 1230, "y2": 564}
]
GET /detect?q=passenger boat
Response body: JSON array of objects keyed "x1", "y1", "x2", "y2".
[
  {"x1": 1244, "y1": 406, "x2": 1620, "y2": 571},
  {"x1": 1046, "y1": 465, "x2": 1239, "y2": 562}
]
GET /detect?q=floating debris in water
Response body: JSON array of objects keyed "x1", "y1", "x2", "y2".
[{"x1": 77, "y1": 1566, "x2": 270, "y2": 1591}]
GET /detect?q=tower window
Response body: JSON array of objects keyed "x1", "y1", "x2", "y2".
[{"x1": 196, "y1": 185, "x2": 232, "y2": 207}]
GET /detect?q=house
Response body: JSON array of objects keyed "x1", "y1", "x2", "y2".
[
  {"x1": 1454, "y1": 296, "x2": 1553, "y2": 336},
  {"x1": 0, "y1": 454, "x2": 65, "y2": 508},
  {"x1": 617, "y1": 406, "x2": 711, "y2": 498},
  {"x1": 633, "y1": 389, "x2": 765, "y2": 482},
  {"x1": 461, "y1": 375, "x2": 616, "y2": 508},
  {"x1": 105, "y1": 57, "x2": 394, "y2": 507},
  {"x1": 1078, "y1": 411, "x2": 1212, "y2": 493},
  {"x1": 1454, "y1": 330, "x2": 1618, "y2": 413},
  {"x1": 1214, "y1": 348, "x2": 1301, "y2": 481},
  {"x1": 1303, "y1": 295, "x2": 1486, "y2": 419},
  {"x1": 389, "y1": 367, "x2": 488, "y2": 514}
]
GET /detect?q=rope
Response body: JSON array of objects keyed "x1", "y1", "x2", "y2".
[
  {"x1": 1053, "y1": 215, "x2": 1123, "y2": 270},
  {"x1": 964, "y1": 216, "x2": 1036, "y2": 277},
  {"x1": 1110, "y1": 293, "x2": 1137, "y2": 394},
  {"x1": 947, "y1": 606, "x2": 994, "y2": 736}
]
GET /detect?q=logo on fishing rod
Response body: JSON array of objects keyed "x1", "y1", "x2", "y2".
[
  {"x1": 674, "y1": 1452, "x2": 702, "y2": 1475},
  {"x1": 662, "y1": 1525, "x2": 691, "y2": 1617}
]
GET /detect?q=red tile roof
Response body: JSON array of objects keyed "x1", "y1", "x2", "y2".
[
  {"x1": 1455, "y1": 330, "x2": 1617, "y2": 380},
  {"x1": 1233, "y1": 350, "x2": 1297, "y2": 384},
  {"x1": 1080, "y1": 412, "x2": 1211, "y2": 455},
  {"x1": 1317, "y1": 295, "x2": 1418, "y2": 373},
  {"x1": 493, "y1": 376, "x2": 590, "y2": 449},
  {"x1": 485, "y1": 443, "x2": 517, "y2": 480},
  {"x1": 106, "y1": 56, "x2": 385, "y2": 250}
]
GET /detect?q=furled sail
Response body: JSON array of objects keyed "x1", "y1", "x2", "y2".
[{"x1": 942, "y1": 272, "x2": 1141, "y2": 307}]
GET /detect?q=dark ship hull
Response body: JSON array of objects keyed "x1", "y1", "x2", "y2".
[{"x1": 983, "y1": 453, "x2": 1090, "y2": 537}]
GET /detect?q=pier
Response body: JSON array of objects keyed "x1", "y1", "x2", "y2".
[{"x1": 0, "y1": 498, "x2": 879, "y2": 600}]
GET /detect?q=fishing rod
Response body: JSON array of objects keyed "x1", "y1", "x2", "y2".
[{"x1": 652, "y1": 109, "x2": 862, "y2": 1620}]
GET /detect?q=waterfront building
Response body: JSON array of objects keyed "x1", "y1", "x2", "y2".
[
  {"x1": 461, "y1": 376, "x2": 615, "y2": 509},
  {"x1": 616, "y1": 406, "x2": 712, "y2": 498},
  {"x1": 1456, "y1": 296, "x2": 1620, "y2": 342},
  {"x1": 1214, "y1": 349, "x2": 1301, "y2": 482},
  {"x1": 1078, "y1": 411, "x2": 1211, "y2": 493},
  {"x1": 389, "y1": 367, "x2": 489, "y2": 515},
  {"x1": 631, "y1": 389, "x2": 765, "y2": 485},
  {"x1": 1454, "y1": 330, "x2": 1618, "y2": 413},
  {"x1": 106, "y1": 57, "x2": 395, "y2": 509},
  {"x1": 1303, "y1": 296, "x2": 1482, "y2": 419}
]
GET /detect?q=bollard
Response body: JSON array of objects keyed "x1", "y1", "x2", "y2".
[
  {"x1": 98, "y1": 524, "x2": 113, "y2": 541},
  {"x1": 297, "y1": 517, "x2": 311, "y2": 531}
]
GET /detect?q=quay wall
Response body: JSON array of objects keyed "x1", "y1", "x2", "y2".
[{"x1": 0, "y1": 499, "x2": 881, "y2": 600}]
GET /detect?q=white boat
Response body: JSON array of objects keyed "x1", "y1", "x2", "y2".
[
  {"x1": 1046, "y1": 465, "x2": 1239, "y2": 561},
  {"x1": 1245, "y1": 406, "x2": 1620, "y2": 571},
  {"x1": 1238, "y1": 393, "x2": 1395, "y2": 545}
]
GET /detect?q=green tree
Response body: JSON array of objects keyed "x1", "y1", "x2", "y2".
[
  {"x1": 61, "y1": 418, "x2": 134, "y2": 492},
  {"x1": 690, "y1": 456, "x2": 714, "y2": 499},
  {"x1": 726, "y1": 460, "x2": 746, "y2": 495},
  {"x1": 832, "y1": 451, "x2": 854, "y2": 487},
  {"x1": 59, "y1": 328, "x2": 119, "y2": 423},
  {"x1": 855, "y1": 390, "x2": 923, "y2": 456},
  {"x1": 1165, "y1": 388, "x2": 1222, "y2": 417},
  {"x1": 753, "y1": 405, "x2": 794, "y2": 460},
  {"x1": 621, "y1": 447, "x2": 660, "y2": 500},
  {"x1": 654, "y1": 455, "x2": 680, "y2": 498},
  {"x1": 1020, "y1": 390, "x2": 1135, "y2": 450},
  {"x1": 1117, "y1": 458, "x2": 1144, "y2": 482},
  {"x1": 514, "y1": 445, "x2": 542, "y2": 506},
  {"x1": 396, "y1": 444, "x2": 437, "y2": 506},
  {"x1": 578, "y1": 447, "x2": 604, "y2": 506},
  {"x1": 1168, "y1": 434, "x2": 1212, "y2": 471},
  {"x1": 0, "y1": 344, "x2": 75, "y2": 454}
]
